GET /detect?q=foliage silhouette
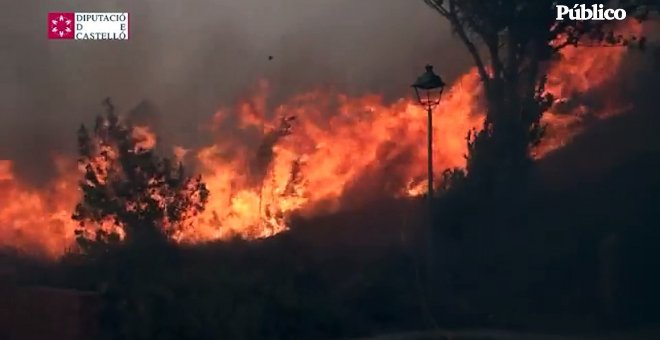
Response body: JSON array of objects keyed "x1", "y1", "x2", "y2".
[
  {"x1": 72, "y1": 98, "x2": 209, "y2": 255},
  {"x1": 424, "y1": 0, "x2": 652, "y2": 193}
]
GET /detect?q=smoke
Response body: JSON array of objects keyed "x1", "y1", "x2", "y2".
[{"x1": 0, "y1": 0, "x2": 469, "y2": 185}]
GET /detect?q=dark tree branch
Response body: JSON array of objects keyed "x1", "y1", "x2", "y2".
[{"x1": 425, "y1": 0, "x2": 492, "y2": 87}]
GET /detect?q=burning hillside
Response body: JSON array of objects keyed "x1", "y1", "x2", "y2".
[{"x1": 0, "y1": 21, "x2": 644, "y2": 258}]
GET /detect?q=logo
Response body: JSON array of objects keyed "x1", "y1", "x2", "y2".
[
  {"x1": 47, "y1": 12, "x2": 129, "y2": 40},
  {"x1": 48, "y1": 12, "x2": 75, "y2": 39},
  {"x1": 556, "y1": 4, "x2": 627, "y2": 20}
]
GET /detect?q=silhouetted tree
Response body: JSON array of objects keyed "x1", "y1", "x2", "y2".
[
  {"x1": 424, "y1": 0, "x2": 653, "y2": 192},
  {"x1": 72, "y1": 98, "x2": 209, "y2": 254}
]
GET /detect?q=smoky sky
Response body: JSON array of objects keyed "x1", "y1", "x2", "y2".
[{"x1": 0, "y1": 0, "x2": 469, "y2": 183}]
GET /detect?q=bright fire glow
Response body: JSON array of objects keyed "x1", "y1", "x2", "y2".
[{"x1": 0, "y1": 21, "x2": 643, "y2": 258}]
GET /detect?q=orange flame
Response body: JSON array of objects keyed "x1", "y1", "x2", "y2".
[
  {"x1": 0, "y1": 158, "x2": 79, "y2": 258},
  {"x1": 132, "y1": 125, "x2": 157, "y2": 151},
  {"x1": 538, "y1": 20, "x2": 643, "y2": 156},
  {"x1": 0, "y1": 21, "x2": 643, "y2": 257}
]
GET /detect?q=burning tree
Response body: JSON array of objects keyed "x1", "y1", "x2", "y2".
[
  {"x1": 72, "y1": 98, "x2": 209, "y2": 254},
  {"x1": 424, "y1": 0, "x2": 653, "y2": 191}
]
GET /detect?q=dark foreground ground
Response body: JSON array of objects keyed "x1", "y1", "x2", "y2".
[
  {"x1": 357, "y1": 328, "x2": 660, "y2": 340},
  {"x1": 2, "y1": 106, "x2": 659, "y2": 339}
]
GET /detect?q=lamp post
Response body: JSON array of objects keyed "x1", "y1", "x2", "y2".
[
  {"x1": 412, "y1": 64, "x2": 446, "y2": 207},
  {"x1": 411, "y1": 65, "x2": 446, "y2": 320}
]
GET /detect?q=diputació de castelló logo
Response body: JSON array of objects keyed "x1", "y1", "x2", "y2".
[{"x1": 48, "y1": 12, "x2": 129, "y2": 40}]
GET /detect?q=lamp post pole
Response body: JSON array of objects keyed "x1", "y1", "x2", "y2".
[
  {"x1": 426, "y1": 103, "x2": 434, "y2": 208},
  {"x1": 412, "y1": 64, "x2": 445, "y2": 281},
  {"x1": 424, "y1": 92, "x2": 436, "y2": 284}
]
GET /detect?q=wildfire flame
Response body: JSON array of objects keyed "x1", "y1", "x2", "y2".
[
  {"x1": 0, "y1": 158, "x2": 79, "y2": 258},
  {"x1": 0, "y1": 21, "x2": 643, "y2": 258},
  {"x1": 538, "y1": 20, "x2": 643, "y2": 155}
]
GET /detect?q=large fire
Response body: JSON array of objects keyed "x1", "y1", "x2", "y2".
[{"x1": 0, "y1": 22, "x2": 643, "y2": 258}]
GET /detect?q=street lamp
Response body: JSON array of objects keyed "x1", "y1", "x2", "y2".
[
  {"x1": 412, "y1": 64, "x2": 446, "y2": 202},
  {"x1": 411, "y1": 64, "x2": 446, "y2": 307}
]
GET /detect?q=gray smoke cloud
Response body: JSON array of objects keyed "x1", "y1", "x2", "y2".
[{"x1": 0, "y1": 0, "x2": 469, "y2": 184}]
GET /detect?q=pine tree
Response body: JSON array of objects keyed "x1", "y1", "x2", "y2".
[{"x1": 72, "y1": 98, "x2": 209, "y2": 254}]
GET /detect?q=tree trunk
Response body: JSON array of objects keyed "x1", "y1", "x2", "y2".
[{"x1": 465, "y1": 81, "x2": 534, "y2": 196}]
